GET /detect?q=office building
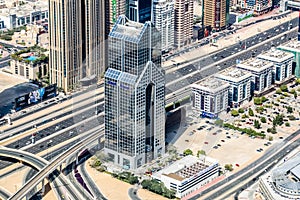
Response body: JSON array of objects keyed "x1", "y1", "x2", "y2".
[
  {"x1": 241, "y1": 0, "x2": 272, "y2": 14},
  {"x1": 202, "y1": 0, "x2": 228, "y2": 31},
  {"x1": 0, "y1": 1, "x2": 48, "y2": 29},
  {"x1": 152, "y1": 0, "x2": 175, "y2": 52},
  {"x1": 259, "y1": 152, "x2": 300, "y2": 200},
  {"x1": 237, "y1": 58, "x2": 273, "y2": 95},
  {"x1": 128, "y1": 0, "x2": 152, "y2": 23},
  {"x1": 192, "y1": 77, "x2": 230, "y2": 117},
  {"x1": 104, "y1": 16, "x2": 165, "y2": 170},
  {"x1": 174, "y1": 0, "x2": 193, "y2": 48},
  {"x1": 257, "y1": 48, "x2": 294, "y2": 83},
  {"x1": 278, "y1": 40, "x2": 300, "y2": 78},
  {"x1": 215, "y1": 66, "x2": 252, "y2": 108},
  {"x1": 105, "y1": 0, "x2": 127, "y2": 37},
  {"x1": 49, "y1": 0, "x2": 105, "y2": 92},
  {"x1": 152, "y1": 155, "x2": 220, "y2": 198}
]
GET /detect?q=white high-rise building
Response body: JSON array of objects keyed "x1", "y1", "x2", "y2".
[{"x1": 152, "y1": 0, "x2": 175, "y2": 52}]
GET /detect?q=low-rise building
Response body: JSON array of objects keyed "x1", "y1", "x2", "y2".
[
  {"x1": 277, "y1": 40, "x2": 300, "y2": 78},
  {"x1": 215, "y1": 66, "x2": 252, "y2": 108},
  {"x1": 11, "y1": 25, "x2": 43, "y2": 46},
  {"x1": 10, "y1": 48, "x2": 48, "y2": 80},
  {"x1": 259, "y1": 152, "x2": 300, "y2": 200},
  {"x1": 237, "y1": 58, "x2": 273, "y2": 95},
  {"x1": 152, "y1": 155, "x2": 220, "y2": 198},
  {"x1": 0, "y1": 1, "x2": 48, "y2": 29},
  {"x1": 257, "y1": 48, "x2": 294, "y2": 84},
  {"x1": 191, "y1": 77, "x2": 230, "y2": 117}
]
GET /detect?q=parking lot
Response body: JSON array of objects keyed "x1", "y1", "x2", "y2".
[
  {"x1": 0, "y1": 72, "x2": 36, "y2": 117},
  {"x1": 172, "y1": 81, "x2": 300, "y2": 172}
]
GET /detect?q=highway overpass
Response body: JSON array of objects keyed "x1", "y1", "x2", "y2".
[{"x1": 8, "y1": 128, "x2": 104, "y2": 200}]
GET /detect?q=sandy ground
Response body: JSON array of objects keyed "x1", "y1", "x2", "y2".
[
  {"x1": 0, "y1": 72, "x2": 27, "y2": 93},
  {"x1": 85, "y1": 159, "x2": 169, "y2": 200},
  {"x1": 172, "y1": 119, "x2": 269, "y2": 170},
  {"x1": 0, "y1": 163, "x2": 56, "y2": 200}
]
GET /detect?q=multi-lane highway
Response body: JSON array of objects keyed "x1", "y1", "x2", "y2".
[
  {"x1": 9, "y1": 128, "x2": 104, "y2": 200},
  {"x1": 165, "y1": 19, "x2": 298, "y2": 104},
  {"x1": 0, "y1": 147, "x2": 82, "y2": 200},
  {"x1": 0, "y1": 12, "x2": 299, "y2": 200}
]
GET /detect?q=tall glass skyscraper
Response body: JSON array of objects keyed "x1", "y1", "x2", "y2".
[
  {"x1": 49, "y1": 0, "x2": 105, "y2": 92},
  {"x1": 128, "y1": 0, "x2": 152, "y2": 23},
  {"x1": 104, "y1": 16, "x2": 165, "y2": 169}
]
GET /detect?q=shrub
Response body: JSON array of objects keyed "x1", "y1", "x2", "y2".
[
  {"x1": 261, "y1": 117, "x2": 266, "y2": 123},
  {"x1": 248, "y1": 108, "x2": 254, "y2": 116},
  {"x1": 183, "y1": 149, "x2": 193, "y2": 156},
  {"x1": 197, "y1": 150, "x2": 206, "y2": 157},
  {"x1": 225, "y1": 164, "x2": 233, "y2": 171},
  {"x1": 285, "y1": 122, "x2": 290, "y2": 127}
]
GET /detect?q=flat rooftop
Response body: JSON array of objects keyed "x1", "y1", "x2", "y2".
[
  {"x1": 192, "y1": 77, "x2": 230, "y2": 93},
  {"x1": 111, "y1": 15, "x2": 145, "y2": 39},
  {"x1": 152, "y1": 155, "x2": 218, "y2": 182},
  {"x1": 237, "y1": 57, "x2": 273, "y2": 72},
  {"x1": 215, "y1": 66, "x2": 252, "y2": 82},
  {"x1": 258, "y1": 48, "x2": 294, "y2": 63},
  {"x1": 278, "y1": 39, "x2": 300, "y2": 53}
]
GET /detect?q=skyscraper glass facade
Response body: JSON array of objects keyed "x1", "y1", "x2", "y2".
[{"x1": 104, "y1": 16, "x2": 165, "y2": 169}]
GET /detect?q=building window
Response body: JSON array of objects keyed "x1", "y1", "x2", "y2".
[{"x1": 26, "y1": 67, "x2": 29, "y2": 78}]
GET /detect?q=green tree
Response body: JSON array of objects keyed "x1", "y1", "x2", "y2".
[
  {"x1": 288, "y1": 115, "x2": 296, "y2": 120},
  {"x1": 254, "y1": 97, "x2": 262, "y2": 105},
  {"x1": 280, "y1": 85, "x2": 288, "y2": 92},
  {"x1": 238, "y1": 108, "x2": 244, "y2": 113},
  {"x1": 261, "y1": 96, "x2": 268, "y2": 102},
  {"x1": 290, "y1": 89, "x2": 296, "y2": 94},
  {"x1": 224, "y1": 164, "x2": 233, "y2": 171},
  {"x1": 276, "y1": 89, "x2": 282, "y2": 94},
  {"x1": 295, "y1": 78, "x2": 300, "y2": 85},
  {"x1": 273, "y1": 114, "x2": 284, "y2": 126},
  {"x1": 268, "y1": 136, "x2": 273, "y2": 141},
  {"x1": 294, "y1": 92, "x2": 298, "y2": 99},
  {"x1": 128, "y1": 176, "x2": 139, "y2": 185},
  {"x1": 261, "y1": 117, "x2": 266, "y2": 123},
  {"x1": 256, "y1": 106, "x2": 264, "y2": 113},
  {"x1": 285, "y1": 122, "x2": 290, "y2": 127},
  {"x1": 141, "y1": 180, "x2": 152, "y2": 189},
  {"x1": 231, "y1": 109, "x2": 239, "y2": 117},
  {"x1": 214, "y1": 119, "x2": 224, "y2": 127},
  {"x1": 241, "y1": 114, "x2": 248, "y2": 119},
  {"x1": 248, "y1": 108, "x2": 254, "y2": 116},
  {"x1": 183, "y1": 149, "x2": 193, "y2": 156},
  {"x1": 270, "y1": 126, "x2": 277, "y2": 134},
  {"x1": 287, "y1": 106, "x2": 293, "y2": 113},
  {"x1": 197, "y1": 150, "x2": 206, "y2": 157},
  {"x1": 254, "y1": 120, "x2": 261, "y2": 129}
]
